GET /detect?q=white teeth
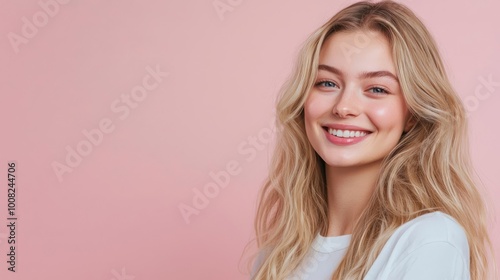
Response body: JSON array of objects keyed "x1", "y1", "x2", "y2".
[{"x1": 328, "y1": 128, "x2": 367, "y2": 138}]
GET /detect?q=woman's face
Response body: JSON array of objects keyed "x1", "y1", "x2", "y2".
[{"x1": 304, "y1": 30, "x2": 411, "y2": 169}]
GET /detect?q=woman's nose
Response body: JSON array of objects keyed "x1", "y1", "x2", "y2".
[{"x1": 331, "y1": 89, "x2": 360, "y2": 118}]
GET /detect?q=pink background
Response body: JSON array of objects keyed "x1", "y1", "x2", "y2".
[{"x1": 0, "y1": 0, "x2": 499, "y2": 279}]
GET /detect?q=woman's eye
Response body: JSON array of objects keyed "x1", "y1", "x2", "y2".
[
  {"x1": 369, "y1": 87, "x2": 389, "y2": 94},
  {"x1": 316, "y1": 80, "x2": 338, "y2": 88}
]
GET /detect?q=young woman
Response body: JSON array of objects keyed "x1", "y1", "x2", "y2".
[{"x1": 249, "y1": 1, "x2": 493, "y2": 279}]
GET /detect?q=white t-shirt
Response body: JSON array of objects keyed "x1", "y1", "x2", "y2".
[{"x1": 252, "y1": 211, "x2": 470, "y2": 280}]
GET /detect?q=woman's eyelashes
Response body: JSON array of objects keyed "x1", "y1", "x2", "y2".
[
  {"x1": 368, "y1": 86, "x2": 390, "y2": 95},
  {"x1": 315, "y1": 79, "x2": 339, "y2": 89},
  {"x1": 315, "y1": 79, "x2": 391, "y2": 95}
]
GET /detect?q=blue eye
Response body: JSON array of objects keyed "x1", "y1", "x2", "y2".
[
  {"x1": 315, "y1": 80, "x2": 338, "y2": 88},
  {"x1": 369, "y1": 87, "x2": 389, "y2": 94}
]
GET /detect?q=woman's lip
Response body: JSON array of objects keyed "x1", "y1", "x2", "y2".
[
  {"x1": 323, "y1": 127, "x2": 370, "y2": 145},
  {"x1": 322, "y1": 127, "x2": 373, "y2": 134},
  {"x1": 322, "y1": 124, "x2": 371, "y2": 132}
]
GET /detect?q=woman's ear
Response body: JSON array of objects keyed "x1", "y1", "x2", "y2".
[{"x1": 404, "y1": 114, "x2": 416, "y2": 133}]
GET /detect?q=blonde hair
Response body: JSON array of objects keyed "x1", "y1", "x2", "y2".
[{"x1": 248, "y1": 1, "x2": 494, "y2": 279}]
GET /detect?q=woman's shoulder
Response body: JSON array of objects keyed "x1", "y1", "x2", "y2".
[
  {"x1": 380, "y1": 211, "x2": 470, "y2": 266},
  {"x1": 393, "y1": 211, "x2": 469, "y2": 248},
  {"x1": 364, "y1": 211, "x2": 471, "y2": 279}
]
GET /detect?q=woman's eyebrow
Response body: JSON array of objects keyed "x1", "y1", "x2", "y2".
[
  {"x1": 318, "y1": 64, "x2": 399, "y2": 82},
  {"x1": 318, "y1": 64, "x2": 343, "y2": 76},
  {"x1": 359, "y1": 70, "x2": 399, "y2": 82}
]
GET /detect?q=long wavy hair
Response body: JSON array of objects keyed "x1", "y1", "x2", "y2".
[{"x1": 248, "y1": 1, "x2": 493, "y2": 279}]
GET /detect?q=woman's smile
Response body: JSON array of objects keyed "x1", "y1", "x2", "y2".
[{"x1": 304, "y1": 30, "x2": 411, "y2": 168}]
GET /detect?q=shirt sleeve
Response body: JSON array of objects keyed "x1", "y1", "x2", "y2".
[{"x1": 386, "y1": 241, "x2": 470, "y2": 280}]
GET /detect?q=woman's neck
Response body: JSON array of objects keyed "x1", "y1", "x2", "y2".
[{"x1": 324, "y1": 162, "x2": 382, "y2": 236}]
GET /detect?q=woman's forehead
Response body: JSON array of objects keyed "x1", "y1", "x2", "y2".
[{"x1": 318, "y1": 30, "x2": 397, "y2": 79}]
